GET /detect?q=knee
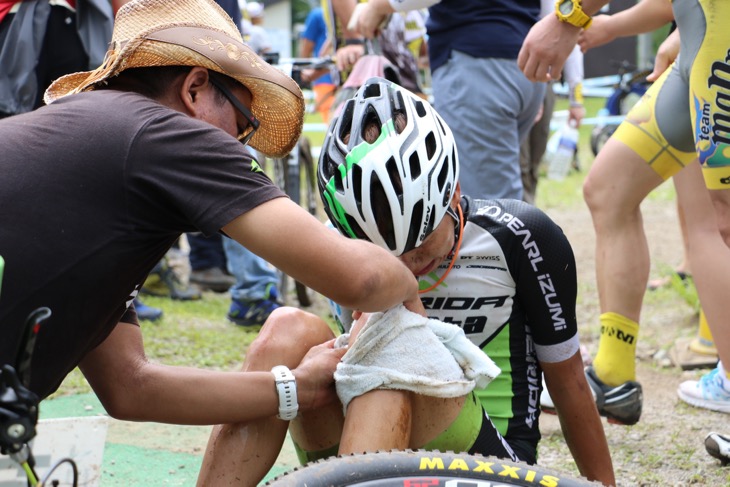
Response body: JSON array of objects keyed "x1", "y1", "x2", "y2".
[
  {"x1": 247, "y1": 307, "x2": 334, "y2": 365},
  {"x1": 582, "y1": 171, "x2": 607, "y2": 215}
]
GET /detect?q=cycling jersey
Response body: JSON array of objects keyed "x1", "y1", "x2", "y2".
[
  {"x1": 331, "y1": 196, "x2": 580, "y2": 463},
  {"x1": 613, "y1": 0, "x2": 730, "y2": 188}
]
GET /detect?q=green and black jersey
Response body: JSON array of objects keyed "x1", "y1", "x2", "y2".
[{"x1": 333, "y1": 196, "x2": 580, "y2": 463}]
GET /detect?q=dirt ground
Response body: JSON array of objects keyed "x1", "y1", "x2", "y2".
[
  {"x1": 534, "y1": 193, "x2": 730, "y2": 486},
  {"x1": 100, "y1": 184, "x2": 729, "y2": 486}
]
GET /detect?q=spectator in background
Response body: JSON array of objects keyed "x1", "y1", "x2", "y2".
[
  {"x1": 520, "y1": 44, "x2": 585, "y2": 205},
  {"x1": 188, "y1": 233, "x2": 236, "y2": 292},
  {"x1": 299, "y1": 6, "x2": 337, "y2": 122},
  {"x1": 0, "y1": 0, "x2": 116, "y2": 118},
  {"x1": 348, "y1": 0, "x2": 545, "y2": 200},
  {"x1": 242, "y1": 1, "x2": 271, "y2": 55}
]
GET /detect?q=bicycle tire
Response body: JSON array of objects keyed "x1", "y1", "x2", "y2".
[
  {"x1": 272, "y1": 156, "x2": 292, "y2": 306},
  {"x1": 589, "y1": 124, "x2": 617, "y2": 157},
  {"x1": 293, "y1": 137, "x2": 317, "y2": 307},
  {"x1": 272, "y1": 139, "x2": 315, "y2": 307},
  {"x1": 265, "y1": 449, "x2": 597, "y2": 487}
]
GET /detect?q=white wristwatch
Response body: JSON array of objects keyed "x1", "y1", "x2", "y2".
[{"x1": 271, "y1": 365, "x2": 298, "y2": 420}]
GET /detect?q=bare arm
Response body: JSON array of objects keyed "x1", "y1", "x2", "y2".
[
  {"x1": 223, "y1": 197, "x2": 422, "y2": 313},
  {"x1": 79, "y1": 322, "x2": 346, "y2": 424},
  {"x1": 542, "y1": 352, "x2": 615, "y2": 486},
  {"x1": 578, "y1": 0, "x2": 674, "y2": 52}
]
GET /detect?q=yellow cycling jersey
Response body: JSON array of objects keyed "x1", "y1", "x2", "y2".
[{"x1": 613, "y1": 0, "x2": 730, "y2": 189}]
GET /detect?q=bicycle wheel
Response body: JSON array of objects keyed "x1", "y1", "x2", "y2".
[
  {"x1": 589, "y1": 124, "x2": 617, "y2": 157},
  {"x1": 272, "y1": 139, "x2": 315, "y2": 307},
  {"x1": 293, "y1": 137, "x2": 316, "y2": 307},
  {"x1": 272, "y1": 156, "x2": 292, "y2": 306},
  {"x1": 265, "y1": 450, "x2": 597, "y2": 487}
]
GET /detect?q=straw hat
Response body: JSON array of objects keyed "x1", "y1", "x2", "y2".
[{"x1": 44, "y1": 0, "x2": 303, "y2": 158}]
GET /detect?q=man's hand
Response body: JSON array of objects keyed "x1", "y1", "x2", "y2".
[
  {"x1": 577, "y1": 15, "x2": 615, "y2": 52},
  {"x1": 348, "y1": 0, "x2": 393, "y2": 39},
  {"x1": 335, "y1": 44, "x2": 366, "y2": 72},
  {"x1": 569, "y1": 105, "x2": 586, "y2": 127},
  {"x1": 294, "y1": 339, "x2": 347, "y2": 411},
  {"x1": 519, "y1": 15, "x2": 582, "y2": 82}
]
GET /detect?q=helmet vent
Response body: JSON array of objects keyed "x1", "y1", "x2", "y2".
[
  {"x1": 404, "y1": 199, "x2": 424, "y2": 254},
  {"x1": 425, "y1": 131, "x2": 436, "y2": 160},
  {"x1": 334, "y1": 166, "x2": 345, "y2": 193},
  {"x1": 371, "y1": 172, "x2": 397, "y2": 251},
  {"x1": 338, "y1": 100, "x2": 356, "y2": 144},
  {"x1": 385, "y1": 157, "x2": 404, "y2": 209},
  {"x1": 352, "y1": 163, "x2": 363, "y2": 216},
  {"x1": 363, "y1": 82, "x2": 381, "y2": 99},
  {"x1": 437, "y1": 154, "x2": 449, "y2": 190},
  {"x1": 409, "y1": 152, "x2": 421, "y2": 181},
  {"x1": 414, "y1": 100, "x2": 426, "y2": 117}
]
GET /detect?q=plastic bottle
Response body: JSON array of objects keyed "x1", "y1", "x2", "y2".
[{"x1": 547, "y1": 120, "x2": 578, "y2": 181}]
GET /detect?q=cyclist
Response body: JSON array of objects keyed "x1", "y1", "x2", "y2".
[
  {"x1": 0, "y1": 0, "x2": 423, "y2": 483},
  {"x1": 520, "y1": 0, "x2": 730, "y2": 423},
  {"x1": 317, "y1": 77, "x2": 614, "y2": 485}
]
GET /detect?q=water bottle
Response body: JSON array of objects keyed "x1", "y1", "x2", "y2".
[{"x1": 547, "y1": 120, "x2": 578, "y2": 181}]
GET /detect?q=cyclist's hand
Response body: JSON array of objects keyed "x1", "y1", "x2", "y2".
[
  {"x1": 294, "y1": 338, "x2": 347, "y2": 410},
  {"x1": 519, "y1": 15, "x2": 581, "y2": 82},
  {"x1": 336, "y1": 44, "x2": 365, "y2": 72},
  {"x1": 577, "y1": 15, "x2": 614, "y2": 52},
  {"x1": 300, "y1": 68, "x2": 315, "y2": 83},
  {"x1": 647, "y1": 28, "x2": 680, "y2": 82}
]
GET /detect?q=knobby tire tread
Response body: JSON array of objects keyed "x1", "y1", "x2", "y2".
[{"x1": 265, "y1": 449, "x2": 598, "y2": 487}]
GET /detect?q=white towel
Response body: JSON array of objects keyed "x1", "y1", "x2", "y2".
[{"x1": 334, "y1": 304, "x2": 501, "y2": 412}]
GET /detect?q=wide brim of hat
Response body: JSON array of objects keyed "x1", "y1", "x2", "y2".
[
  {"x1": 44, "y1": 0, "x2": 303, "y2": 158},
  {"x1": 45, "y1": 50, "x2": 303, "y2": 158}
]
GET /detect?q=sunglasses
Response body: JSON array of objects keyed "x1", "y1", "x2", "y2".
[{"x1": 208, "y1": 73, "x2": 260, "y2": 146}]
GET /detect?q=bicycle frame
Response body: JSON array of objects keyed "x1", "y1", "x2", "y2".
[{"x1": 0, "y1": 256, "x2": 79, "y2": 486}]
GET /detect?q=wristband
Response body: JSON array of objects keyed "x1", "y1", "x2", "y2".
[
  {"x1": 343, "y1": 38, "x2": 365, "y2": 46},
  {"x1": 271, "y1": 365, "x2": 298, "y2": 420}
]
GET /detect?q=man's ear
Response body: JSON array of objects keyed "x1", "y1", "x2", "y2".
[{"x1": 179, "y1": 67, "x2": 211, "y2": 116}]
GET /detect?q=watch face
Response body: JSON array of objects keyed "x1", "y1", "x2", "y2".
[{"x1": 559, "y1": 0, "x2": 574, "y2": 15}]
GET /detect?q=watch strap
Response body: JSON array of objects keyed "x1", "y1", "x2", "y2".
[
  {"x1": 555, "y1": 0, "x2": 592, "y2": 28},
  {"x1": 271, "y1": 365, "x2": 298, "y2": 420}
]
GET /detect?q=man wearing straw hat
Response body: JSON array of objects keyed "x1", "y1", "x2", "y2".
[{"x1": 0, "y1": 0, "x2": 423, "y2": 482}]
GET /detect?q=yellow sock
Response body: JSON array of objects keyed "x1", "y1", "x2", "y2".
[
  {"x1": 689, "y1": 309, "x2": 718, "y2": 355},
  {"x1": 593, "y1": 312, "x2": 639, "y2": 386}
]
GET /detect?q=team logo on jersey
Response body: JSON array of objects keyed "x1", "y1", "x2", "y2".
[
  {"x1": 696, "y1": 49, "x2": 730, "y2": 168},
  {"x1": 477, "y1": 205, "x2": 567, "y2": 332}
]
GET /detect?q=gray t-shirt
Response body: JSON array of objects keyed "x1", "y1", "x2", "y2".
[{"x1": 0, "y1": 90, "x2": 284, "y2": 398}]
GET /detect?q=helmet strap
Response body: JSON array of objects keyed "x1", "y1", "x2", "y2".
[{"x1": 418, "y1": 204, "x2": 464, "y2": 294}]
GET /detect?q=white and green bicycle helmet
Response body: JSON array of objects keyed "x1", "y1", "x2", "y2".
[{"x1": 317, "y1": 77, "x2": 458, "y2": 256}]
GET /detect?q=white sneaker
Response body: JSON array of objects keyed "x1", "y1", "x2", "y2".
[{"x1": 677, "y1": 364, "x2": 730, "y2": 414}]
